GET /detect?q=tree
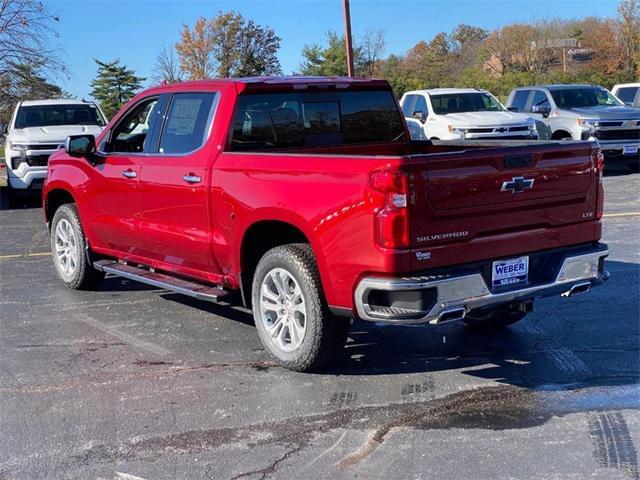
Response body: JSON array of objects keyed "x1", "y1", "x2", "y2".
[
  {"x1": 152, "y1": 46, "x2": 183, "y2": 84},
  {"x1": 0, "y1": 62, "x2": 65, "y2": 124},
  {"x1": 176, "y1": 12, "x2": 282, "y2": 80},
  {"x1": 0, "y1": 0, "x2": 64, "y2": 77},
  {"x1": 300, "y1": 31, "x2": 364, "y2": 76},
  {"x1": 617, "y1": 0, "x2": 640, "y2": 79},
  {"x1": 90, "y1": 59, "x2": 145, "y2": 120},
  {"x1": 360, "y1": 29, "x2": 385, "y2": 77}
]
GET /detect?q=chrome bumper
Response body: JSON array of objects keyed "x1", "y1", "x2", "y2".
[{"x1": 355, "y1": 245, "x2": 610, "y2": 325}]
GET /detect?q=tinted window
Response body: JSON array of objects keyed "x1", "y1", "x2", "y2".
[
  {"x1": 413, "y1": 96, "x2": 428, "y2": 116},
  {"x1": 510, "y1": 90, "x2": 530, "y2": 112},
  {"x1": 230, "y1": 90, "x2": 406, "y2": 151},
  {"x1": 107, "y1": 98, "x2": 159, "y2": 153},
  {"x1": 159, "y1": 93, "x2": 216, "y2": 154},
  {"x1": 616, "y1": 87, "x2": 639, "y2": 104},
  {"x1": 15, "y1": 104, "x2": 105, "y2": 129},
  {"x1": 401, "y1": 95, "x2": 415, "y2": 116},
  {"x1": 430, "y1": 92, "x2": 503, "y2": 114},
  {"x1": 529, "y1": 90, "x2": 550, "y2": 111},
  {"x1": 550, "y1": 87, "x2": 622, "y2": 109}
]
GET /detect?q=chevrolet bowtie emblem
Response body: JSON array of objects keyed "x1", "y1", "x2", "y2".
[{"x1": 501, "y1": 176, "x2": 534, "y2": 193}]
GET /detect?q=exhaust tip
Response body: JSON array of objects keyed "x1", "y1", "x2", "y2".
[
  {"x1": 562, "y1": 282, "x2": 592, "y2": 297},
  {"x1": 433, "y1": 307, "x2": 467, "y2": 324}
]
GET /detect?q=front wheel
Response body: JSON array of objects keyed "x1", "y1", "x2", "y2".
[
  {"x1": 50, "y1": 203, "x2": 105, "y2": 290},
  {"x1": 251, "y1": 243, "x2": 348, "y2": 372}
]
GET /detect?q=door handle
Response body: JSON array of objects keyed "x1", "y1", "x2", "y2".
[
  {"x1": 122, "y1": 169, "x2": 137, "y2": 179},
  {"x1": 183, "y1": 174, "x2": 201, "y2": 184}
]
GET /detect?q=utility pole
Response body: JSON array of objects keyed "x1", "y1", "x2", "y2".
[{"x1": 343, "y1": 0, "x2": 355, "y2": 77}]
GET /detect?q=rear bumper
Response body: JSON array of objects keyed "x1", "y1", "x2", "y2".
[{"x1": 354, "y1": 243, "x2": 609, "y2": 325}]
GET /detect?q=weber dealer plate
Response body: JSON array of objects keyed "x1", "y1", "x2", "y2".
[
  {"x1": 622, "y1": 145, "x2": 638, "y2": 155},
  {"x1": 492, "y1": 256, "x2": 529, "y2": 288}
]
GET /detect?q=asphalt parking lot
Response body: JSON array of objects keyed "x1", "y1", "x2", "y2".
[{"x1": 0, "y1": 170, "x2": 638, "y2": 480}]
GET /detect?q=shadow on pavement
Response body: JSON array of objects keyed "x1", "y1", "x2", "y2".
[{"x1": 112, "y1": 258, "x2": 639, "y2": 391}]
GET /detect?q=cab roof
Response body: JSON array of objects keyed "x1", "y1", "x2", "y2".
[
  {"x1": 20, "y1": 98, "x2": 97, "y2": 107},
  {"x1": 143, "y1": 76, "x2": 391, "y2": 95}
]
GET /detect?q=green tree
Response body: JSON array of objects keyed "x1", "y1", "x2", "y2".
[
  {"x1": 0, "y1": 63, "x2": 65, "y2": 124},
  {"x1": 176, "y1": 12, "x2": 281, "y2": 79},
  {"x1": 300, "y1": 31, "x2": 364, "y2": 76},
  {"x1": 90, "y1": 59, "x2": 145, "y2": 120}
]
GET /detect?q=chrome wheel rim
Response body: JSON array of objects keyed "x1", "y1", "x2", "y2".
[
  {"x1": 259, "y1": 268, "x2": 307, "y2": 353},
  {"x1": 54, "y1": 219, "x2": 79, "y2": 279}
]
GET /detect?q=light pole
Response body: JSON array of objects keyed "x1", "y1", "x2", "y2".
[{"x1": 343, "y1": 0, "x2": 355, "y2": 77}]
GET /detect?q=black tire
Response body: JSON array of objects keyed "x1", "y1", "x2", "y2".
[
  {"x1": 0, "y1": 184, "x2": 14, "y2": 209},
  {"x1": 463, "y1": 305, "x2": 528, "y2": 330},
  {"x1": 251, "y1": 243, "x2": 347, "y2": 372},
  {"x1": 50, "y1": 203, "x2": 105, "y2": 290}
]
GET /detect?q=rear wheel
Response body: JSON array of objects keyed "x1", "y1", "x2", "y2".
[
  {"x1": 463, "y1": 303, "x2": 530, "y2": 329},
  {"x1": 50, "y1": 203, "x2": 105, "y2": 290},
  {"x1": 252, "y1": 243, "x2": 348, "y2": 372}
]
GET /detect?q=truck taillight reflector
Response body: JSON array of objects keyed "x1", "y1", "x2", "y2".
[
  {"x1": 593, "y1": 148, "x2": 605, "y2": 219},
  {"x1": 370, "y1": 170, "x2": 409, "y2": 249}
]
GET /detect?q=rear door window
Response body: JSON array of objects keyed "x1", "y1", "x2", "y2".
[{"x1": 158, "y1": 93, "x2": 217, "y2": 154}]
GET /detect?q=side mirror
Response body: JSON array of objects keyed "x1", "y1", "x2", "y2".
[
  {"x1": 507, "y1": 106, "x2": 518, "y2": 112},
  {"x1": 531, "y1": 105, "x2": 551, "y2": 117},
  {"x1": 624, "y1": 101, "x2": 634, "y2": 107},
  {"x1": 412, "y1": 111, "x2": 426, "y2": 122},
  {"x1": 65, "y1": 134, "x2": 96, "y2": 158}
]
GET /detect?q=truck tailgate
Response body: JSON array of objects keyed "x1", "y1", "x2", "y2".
[{"x1": 407, "y1": 142, "x2": 598, "y2": 251}]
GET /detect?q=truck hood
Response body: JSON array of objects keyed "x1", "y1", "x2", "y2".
[
  {"x1": 443, "y1": 111, "x2": 532, "y2": 127},
  {"x1": 567, "y1": 105, "x2": 640, "y2": 120},
  {"x1": 10, "y1": 125, "x2": 104, "y2": 143}
]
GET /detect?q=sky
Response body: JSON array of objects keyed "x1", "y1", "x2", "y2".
[{"x1": 45, "y1": 0, "x2": 623, "y2": 99}]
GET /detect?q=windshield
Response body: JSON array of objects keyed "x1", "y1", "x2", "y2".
[
  {"x1": 549, "y1": 88, "x2": 623, "y2": 109},
  {"x1": 15, "y1": 104, "x2": 106, "y2": 129},
  {"x1": 230, "y1": 90, "x2": 406, "y2": 151},
  {"x1": 430, "y1": 92, "x2": 504, "y2": 114}
]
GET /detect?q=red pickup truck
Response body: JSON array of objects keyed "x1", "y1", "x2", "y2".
[{"x1": 43, "y1": 77, "x2": 609, "y2": 371}]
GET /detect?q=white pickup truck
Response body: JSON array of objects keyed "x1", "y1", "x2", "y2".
[
  {"x1": 1, "y1": 99, "x2": 106, "y2": 198},
  {"x1": 400, "y1": 88, "x2": 539, "y2": 141},
  {"x1": 506, "y1": 84, "x2": 640, "y2": 169}
]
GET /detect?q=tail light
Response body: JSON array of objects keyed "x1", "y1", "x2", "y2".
[
  {"x1": 593, "y1": 148, "x2": 605, "y2": 219},
  {"x1": 369, "y1": 170, "x2": 410, "y2": 249}
]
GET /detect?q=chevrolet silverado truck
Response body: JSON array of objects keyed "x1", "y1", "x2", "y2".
[
  {"x1": 401, "y1": 88, "x2": 540, "y2": 141},
  {"x1": 506, "y1": 84, "x2": 640, "y2": 169},
  {"x1": 1, "y1": 99, "x2": 106, "y2": 202},
  {"x1": 43, "y1": 77, "x2": 610, "y2": 371}
]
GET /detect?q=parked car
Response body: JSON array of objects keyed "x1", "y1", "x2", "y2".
[
  {"x1": 1, "y1": 99, "x2": 106, "y2": 199},
  {"x1": 612, "y1": 83, "x2": 640, "y2": 107},
  {"x1": 43, "y1": 77, "x2": 609, "y2": 371},
  {"x1": 401, "y1": 88, "x2": 540, "y2": 141},
  {"x1": 506, "y1": 84, "x2": 640, "y2": 169}
]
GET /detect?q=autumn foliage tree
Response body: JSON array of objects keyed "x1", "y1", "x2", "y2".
[{"x1": 175, "y1": 12, "x2": 282, "y2": 80}]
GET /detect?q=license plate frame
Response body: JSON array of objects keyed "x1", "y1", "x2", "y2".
[
  {"x1": 623, "y1": 145, "x2": 638, "y2": 155},
  {"x1": 492, "y1": 256, "x2": 529, "y2": 288}
]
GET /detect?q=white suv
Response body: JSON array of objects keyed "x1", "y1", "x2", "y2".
[
  {"x1": 1, "y1": 99, "x2": 106, "y2": 193},
  {"x1": 400, "y1": 88, "x2": 538, "y2": 141}
]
